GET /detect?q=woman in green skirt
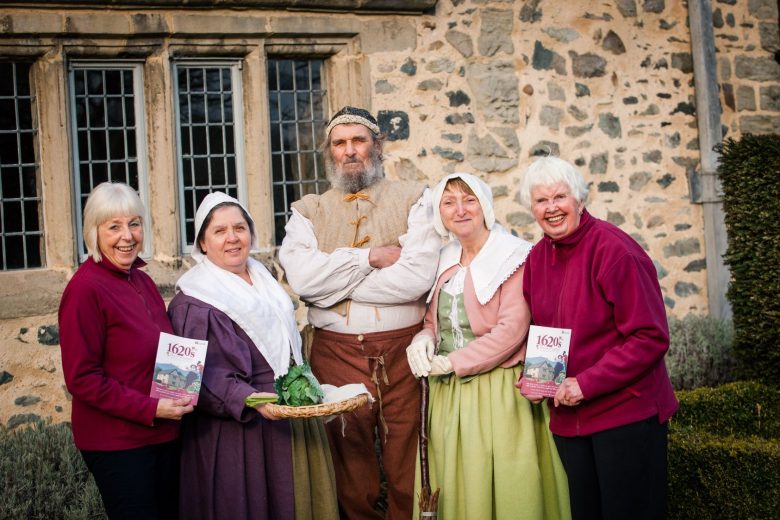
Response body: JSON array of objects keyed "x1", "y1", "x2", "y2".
[{"x1": 406, "y1": 173, "x2": 570, "y2": 520}]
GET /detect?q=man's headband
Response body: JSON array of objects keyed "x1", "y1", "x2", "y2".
[{"x1": 325, "y1": 106, "x2": 380, "y2": 136}]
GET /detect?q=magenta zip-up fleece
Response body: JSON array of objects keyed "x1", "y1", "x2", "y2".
[
  {"x1": 59, "y1": 257, "x2": 179, "y2": 450},
  {"x1": 523, "y1": 210, "x2": 678, "y2": 437}
]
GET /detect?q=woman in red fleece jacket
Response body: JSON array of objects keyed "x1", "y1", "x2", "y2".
[
  {"x1": 518, "y1": 157, "x2": 678, "y2": 520},
  {"x1": 59, "y1": 182, "x2": 193, "y2": 519}
]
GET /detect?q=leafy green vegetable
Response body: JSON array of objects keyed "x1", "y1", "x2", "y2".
[
  {"x1": 274, "y1": 362, "x2": 324, "y2": 406},
  {"x1": 244, "y1": 394, "x2": 279, "y2": 408}
]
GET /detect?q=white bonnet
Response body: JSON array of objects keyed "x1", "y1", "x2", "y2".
[
  {"x1": 431, "y1": 172, "x2": 495, "y2": 237},
  {"x1": 191, "y1": 192, "x2": 258, "y2": 263}
]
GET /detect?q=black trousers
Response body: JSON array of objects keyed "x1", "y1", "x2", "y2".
[
  {"x1": 81, "y1": 440, "x2": 180, "y2": 520},
  {"x1": 554, "y1": 416, "x2": 668, "y2": 520}
]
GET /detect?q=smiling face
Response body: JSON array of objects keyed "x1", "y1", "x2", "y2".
[
  {"x1": 97, "y1": 215, "x2": 143, "y2": 270},
  {"x1": 530, "y1": 181, "x2": 585, "y2": 241},
  {"x1": 439, "y1": 185, "x2": 489, "y2": 244},
  {"x1": 198, "y1": 205, "x2": 252, "y2": 276}
]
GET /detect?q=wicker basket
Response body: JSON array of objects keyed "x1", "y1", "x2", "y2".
[{"x1": 264, "y1": 393, "x2": 370, "y2": 419}]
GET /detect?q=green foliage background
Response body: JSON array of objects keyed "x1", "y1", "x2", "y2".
[{"x1": 715, "y1": 134, "x2": 780, "y2": 382}]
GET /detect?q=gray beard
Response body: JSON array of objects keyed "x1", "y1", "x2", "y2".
[{"x1": 325, "y1": 155, "x2": 384, "y2": 193}]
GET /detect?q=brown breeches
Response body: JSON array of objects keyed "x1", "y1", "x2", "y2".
[{"x1": 310, "y1": 323, "x2": 422, "y2": 520}]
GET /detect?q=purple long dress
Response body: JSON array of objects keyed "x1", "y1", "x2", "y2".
[{"x1": 169, "y1": 294, "x2": 294, "y2": 520}]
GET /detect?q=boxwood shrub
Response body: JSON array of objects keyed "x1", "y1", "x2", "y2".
[{"x1": 669, "y1": 381, "x2": 780, "y2": 519}]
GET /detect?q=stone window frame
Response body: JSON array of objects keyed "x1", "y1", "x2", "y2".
[{"x1": 0, "y1": 42, "x2": 102, "y2": 316}]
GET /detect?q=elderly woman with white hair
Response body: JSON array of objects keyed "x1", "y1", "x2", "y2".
[
  {"x1": 59, "y1": 182, "x2": 193, "y2": 519},
  {"x1": 168, "y1": 192, "x2": 337, "y2": 520},
  {"x1": 518, "y1": 156, "x2": 678, "y2": 520},
  {"x1": 406, "y1": 173, "x2": 570, "y2": 520}
]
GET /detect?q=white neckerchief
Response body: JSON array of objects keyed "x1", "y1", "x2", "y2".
[
  {"x1": 430, "y1": 224, "x2": 533, "y2": 306},
  {"x1": 442, "y1": 265, "x2": 467, "y2": 296},
  {"x1": 175, "y1": 257, "x2": 302, "y2": 379}
]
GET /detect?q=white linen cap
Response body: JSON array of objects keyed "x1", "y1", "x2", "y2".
[
  {"x1": 191, "y1": 192, "x2": 258, "y2": 263},
  {"x1": 431, "y1": 172, "x2": 495, "y2": 237}
]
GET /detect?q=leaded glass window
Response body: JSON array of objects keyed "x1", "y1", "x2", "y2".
[
  {"x1": 68, "y1": 62, "x2": 150, "y2": 260},
  {"x1": 267, "y1": 58, "x2": 328, "y2": 245},
  {"x1": 174, "y1": 61, "x2": 245, "y2": 250},
  {"x1": 0, "y1": 62, "x2": 42, "y2": 270}
]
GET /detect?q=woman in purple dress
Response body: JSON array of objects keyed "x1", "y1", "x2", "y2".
[{"x1": 169, "y1": 192, "x2": 337, "y2": 520}]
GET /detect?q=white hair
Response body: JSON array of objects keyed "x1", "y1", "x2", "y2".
[
  {"x1": 82, "y1": 182, "x2": 145, "y2": 263},
  {"x1": 519, "y1": 156, "x2": 589, "y2": 208}
]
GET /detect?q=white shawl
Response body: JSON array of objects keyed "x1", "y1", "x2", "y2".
[
  {"x1": 176, "y1": 257, "x2": 302, "y2": 379},
  {"x1": 430, "y1": 224, "x2": 533, "y2": 305}
]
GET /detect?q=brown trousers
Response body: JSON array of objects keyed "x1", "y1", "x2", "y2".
[{"x1": 310, "y1": 323, "x2": 422, "y2": 520}]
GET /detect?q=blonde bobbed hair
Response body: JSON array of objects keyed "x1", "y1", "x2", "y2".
[{"x1": 82, "y1": 182, "x2": 145, "y2": 263}]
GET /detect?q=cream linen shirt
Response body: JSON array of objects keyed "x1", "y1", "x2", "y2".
[{"x1": 279, "y1": 188, "x2": 440, "y2": 334}]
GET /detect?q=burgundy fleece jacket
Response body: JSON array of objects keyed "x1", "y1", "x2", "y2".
[
  {"x1": 523, "y1": 210, "x2": 678, "y2": 437},
  {"x1": 59, "y1": 257, "x2": 179, "y2": 450}
]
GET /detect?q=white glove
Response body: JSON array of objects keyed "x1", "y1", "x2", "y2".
[
  {"x1": 429, "y1": 355, "x2": 454, "y2": 376},
  {"x1": 406, "y1": 336, "x2": 435, "y2": 377}
]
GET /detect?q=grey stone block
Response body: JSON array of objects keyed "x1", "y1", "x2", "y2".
[
  {"x1": 748, "y1": 0, "x2": 779, "y2": 19},
  {"x1": 674, "y1": 281, "x2": 701, "y2": 297},
  {"x1": 14, "y1": 395, "x2": 41, "y2": 407},
  {"x1": 478, "y1": 8, "x2": 514, "y2": 57},
  {"x1": 570, "y1": 51, "x2": 607, "y2": 78},
  {"x1": 445, "y1": 30, "x2": 474, "y2": 58},
  {"x1": 759, "y1": 85, "x2": 780, "y2": 110},
  {"x1": 740, "y1": 114, "x2": 780, "y2": 133},
  {"x1": 7, "y1": 413, "x2": 41, "y2": 429},
  {"x1": 603, "y1": 30, "x2": 626, "y2": 55},
  {"x1": 540, "y1": 105, "x2": 564, "y2": 130},
  {"x1": 643, "y1": 0, "x2": 665, "y2": 14},
  {"x1": 736, "y1": 85, "x2": 756, "y2": 110},
  {"x1": 735, "y1": 56, "x2": 780, "y2": 81},
  {"x1": 377, "y1": 111, "x2": 409, "y2": 141},
  {"x1": 400, "y1": 58, "x2": 417, "y2": 76},
  {"x1": 663, "y1": 238, "x2": 701, "y2": 257},
  {"x1": 629, "y1": 171, "x2": 652, "y2": 190},
  {"x1": 616, "y1": 0, "x2": 638, "y2": 18},
  {"x1": 598, "y1": 113, "x2": 622, "y2": 138}
]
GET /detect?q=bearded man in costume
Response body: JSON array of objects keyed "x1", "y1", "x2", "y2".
[{"x1": 279, "y1": 106, "x2": 440, "y2": 520}]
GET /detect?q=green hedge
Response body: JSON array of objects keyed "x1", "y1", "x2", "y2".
[
  {"x1": 715, "y1": 134, "x2": 780, "y2": 382},
  {"x1": 0, "y1": 420, "x2": 106, "y2": 519},
  {"x1": 672, "y1": 380, "x2": 779, "y2": 438},
  {"x1": 669, "y1": 381, "x2": 780, "y2": 519},
  {"x1": 669, "y1": 431, "x2": 780, "y2": 520}
]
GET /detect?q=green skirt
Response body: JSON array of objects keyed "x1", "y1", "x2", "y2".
[
  {"x1": 291, "y1": 417, "x2": 339, "y2": 520},
  {"x1": 414, "y1": 365, "x2": 571, "y2": 520}
]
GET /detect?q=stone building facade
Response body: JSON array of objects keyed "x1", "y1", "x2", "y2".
[{"x1": 0, "y1": 0, "x2": 778, "y2": 426}]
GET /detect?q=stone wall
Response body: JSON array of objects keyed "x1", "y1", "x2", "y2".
[
  {"x1": 379, "y1": 0, "x2": 714, "y2": 313},
  {"x1": 713, "y1": 0, "x2": 780, "y2": 134},
  {"x1": 1, "y1": 0, "x2": 778, "y2": 427}
]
